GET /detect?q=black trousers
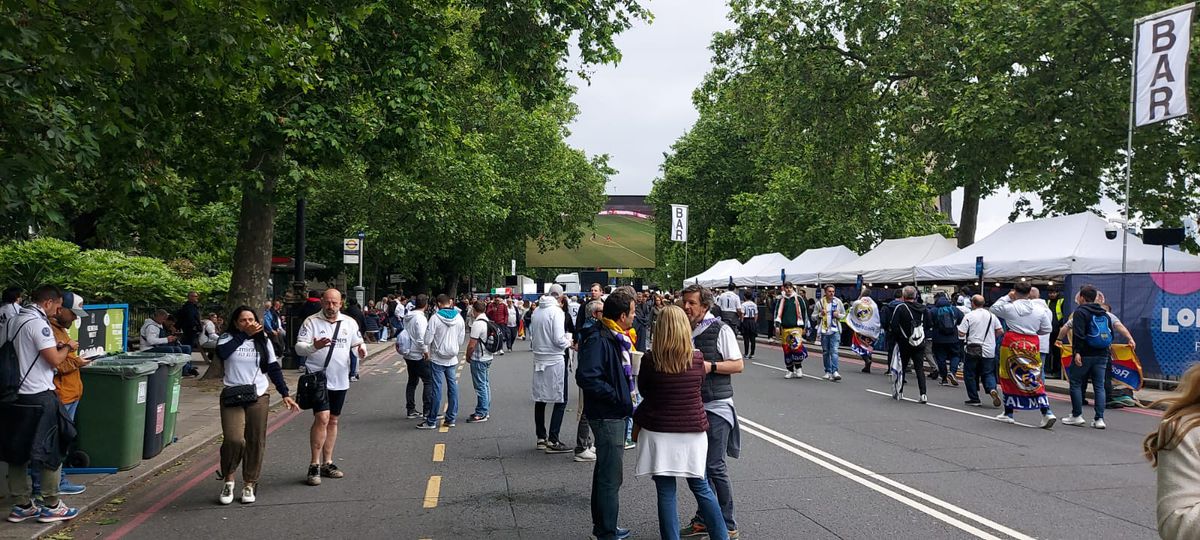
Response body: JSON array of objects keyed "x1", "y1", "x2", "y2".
[
  {"x1": 404, "y1": 359, "x2": 433, "y2": 415},
  {"x1": 897, "y1": 343, "x2": 928, "y2": 395}
]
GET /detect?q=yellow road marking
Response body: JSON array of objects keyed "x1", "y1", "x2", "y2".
[
  {"x1": 423, "y1": 476, "x2": 442, "y2": 508},
  {"x1": 438, "y1": 425, "x2": 449, "y2": 433},
  {"x1": 433, "y1": 443, "x2": 445, "y2": 462}
]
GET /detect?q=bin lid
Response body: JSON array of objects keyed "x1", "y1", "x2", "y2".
[
  {"x1": 81, "y1": 358, "x2": 158, "y2": 377},
  {"x1": 124, "y1": 352, "x2": 192, "y2": 366}
]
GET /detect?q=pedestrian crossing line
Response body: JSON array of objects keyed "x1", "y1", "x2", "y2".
[
  {"x1": 864, "y1": 389, "x2": 1037, "y2": 428},
  {"x1": 739, "y1": 417, "x2": 1035, "y2": 540},
  {"x1": 751, "y1": 361, "x2": 837, "y2": 382},
  {"x1": 423, "y1": 475, "x2": 442, "y2": 508},
  {"x1": 433, "y1": 443, "x2": 445, "y2": 462},
  {"x1": 394, "y1": 360, "x2": 403, "y2": 367}
]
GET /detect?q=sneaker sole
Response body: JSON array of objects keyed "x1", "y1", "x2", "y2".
[
  {"x1": 307, "y1": 478, "x2": 322, "y2": 486},
  {"x1": 7, "y1": 515, "x2": 37, "y2": 523},
  {"x1": 37, "y1": 513, "x2": 78, "y2": 523},
  {"x1": 1041, "y1": 417, "x2": 1057, "y2": 429},
  {"x1": 990, "y1": 390, "x2": 1002, "y2": 407},
  {"x1": 573, "y1": 456, "x2": 596, "y2": 462},
  {"x1": 467, "y1": 417, "x2": 489, "y2": 423}
]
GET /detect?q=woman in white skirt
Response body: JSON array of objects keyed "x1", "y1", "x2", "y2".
[{"x1": 632, "y1": 306, "x2": 728, "y2": 540}]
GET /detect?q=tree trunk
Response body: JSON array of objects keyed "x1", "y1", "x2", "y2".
[{"x1": 957, "y1": 178, "x2": 982, "y2": 248}]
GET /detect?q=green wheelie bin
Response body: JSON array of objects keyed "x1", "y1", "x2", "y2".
[
  {"x1": 76, "y1": 359, "x2": 158, "y2": 470},
  {"x1": 127, "y1": 352, "x2": 190, "y2": 448}
]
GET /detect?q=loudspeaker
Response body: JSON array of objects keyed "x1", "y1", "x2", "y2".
[
  {"x1": 535, "y1": 279, "x2": 545, "y2": 294},
  {"x1": 1143, "y1": 227, "x2": 1185, "y2": 246},
  {"x1": 504, "y1": 275, "x2": 518, "y2": 286},
  {"x1": 633, "y1": 278, "x2": 644, "y2": 291},
  {"x1": 579, "y1": 271, "x2": 608, "y2": 289}
]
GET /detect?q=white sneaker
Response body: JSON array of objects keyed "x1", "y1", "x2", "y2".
[
  {"x1": 822, "y1": 373, "x2": 832, "y2": 381},
  {"x1": 1040, "y1": 414, "x2": 1057, "y2": 429},
  {"x1": 919, "y1": 394, "x2": 928, "y2": 404},
  {"x1": 219, "y1": 481, "x2": 235, "y2": 505},
  {"x1": 795, "y1": 366, "x2": 803, "y2": 378},
  {"x1": 784, "y1": 371, "x2": 795, "y2": 379},
  {"x1": 994, "y1": 413, "x2": 1016, "y2": 424},
  {"x1": 1091, "y1": 418, "x2": 1107, "y2": 430},
  {"x1": 1062, "y1": 415, "x2": 1085, "y2": 426},
  {"x1": 574, "y1": 448, "x2": 597, "y2": 462},
  {"x1": 240, "y1": 484, "x2": 256, "y2": 504},
  {"x1": 832, "y1": 371, "x2": 842, "y2": 382}
]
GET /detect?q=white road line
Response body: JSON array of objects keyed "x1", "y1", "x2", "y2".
[
  {"x1": 738, "y1": 417, "x2": 1036, "y2": 540},
  {"x1": 751, "y1": 361, "x2": 831, "y2": 382},
  {"x1": 863, "y1": 389, "x2": 1035, "y2": 428}
]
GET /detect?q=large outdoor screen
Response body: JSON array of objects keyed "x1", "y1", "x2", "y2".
[{"x1": 526, "y1": 196, "x2": 656, "y2": 268}]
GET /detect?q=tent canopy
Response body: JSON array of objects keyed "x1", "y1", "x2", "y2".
[
  {"x1": 824, "y1": 234, "x2": 959, "y2": 284},
  {"x1": 686, "y1": 258, "x2": 744, "y2": 288},
  {"x1": 915, "y1": 212, "x2": 1200, "y2": 281},
  {"x1": 784, "y1": 246, "x2": 860, "y2": 285},
  {"x1": 732, "y1": 252, "x2": 792, "y2": 286}
]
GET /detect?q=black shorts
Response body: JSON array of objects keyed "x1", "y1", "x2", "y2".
[{"x1": 313, "y1": 389, "x2": 349, "y2": 416}]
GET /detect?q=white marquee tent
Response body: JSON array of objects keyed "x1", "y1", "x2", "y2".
[
  {"x1": 731, "y1": 252, "x2": 792, "y2": 286},
  {"x1": 784, "y1": 245, "x2": 860, "y2": 285},
  {"x1": 915, "y1": 212, "x2": 1200, "y2": 281},
  {"x1": 823, "y1": 234, "x2": 959, "y2": 284},
  {"x1": 686, "y1": 258, "x2": 744, "y2": 288}
]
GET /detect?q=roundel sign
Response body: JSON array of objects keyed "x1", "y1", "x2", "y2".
[
  {"x1": 344, "y1": 238, "x2": 360, "y2": 252},
  {"x1": 343, "y1": 238, "x2": 361, "y2": 263}
]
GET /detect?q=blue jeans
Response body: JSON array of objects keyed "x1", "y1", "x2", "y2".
[
  {"x1": 654, "y1": 475, "x2": 728, "y2": 540},
  {"x1": 469, "y1": 360, "x2": 491, "y2": 417},
  {"x1": 589, "y1": 418, "x2": 627, "y2": 539},
  {"x1": 427, "y1": 363, "x2": 458, "y2": 424},
  {"x1": 961, "y1": 352, "x2": 997, "y2": 402},
  {"x1": 1069, "y1": 355, "x2": 1107, "y2": 420},
  {"x1": 820, "y1": 332, "x2": 840, "y2": 373},
  {"x1": 932, "y1": 342, "x2": 962, "y2": 381}
]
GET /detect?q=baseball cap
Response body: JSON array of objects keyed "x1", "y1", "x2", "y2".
[
  {"x1": 61, "y1": 291, "x2": 87, "y2": 318},
  {"x1": 547, "y1": 284, "x2": 564, "y2": 297}
]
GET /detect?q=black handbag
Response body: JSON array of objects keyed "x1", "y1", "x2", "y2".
[
  {"x1": 220, "y1": 334, "x2": 273, "y2": 407},
  {"x1": 296, "y1": 321, "x2": 340, "y2": 410}
]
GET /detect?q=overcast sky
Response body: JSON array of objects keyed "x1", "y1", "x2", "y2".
[{"x1": 564, "y1": 0, "x2": 1122, "y2": 240}]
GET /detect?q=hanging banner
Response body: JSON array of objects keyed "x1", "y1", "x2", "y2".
[
  {"x1": 1135, "y1": 3, "x2": 1195, "y2": 127},
  {"x1": 670, "y1": 204, "x2": 688, "y2": 242}
]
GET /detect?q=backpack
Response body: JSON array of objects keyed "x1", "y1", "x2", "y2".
[
  {"x1": 935, "y1": 306, "x2": 958, "y2": 336},
  {"x1": 900, "y1": 304, "x2": 925, "y2": 347},
  {"x1": 1085, "y1": 313, "x2": 1113, "y2": 350},
  {"x1": 0, "y1": 318, "x2": 37, "y2": 404},
  {"x1": 395, "y1": 324, "x2": 413, "y2": 356},
  {"x1": 481, "y1": 319, "x2": 504, "y2": 354}
]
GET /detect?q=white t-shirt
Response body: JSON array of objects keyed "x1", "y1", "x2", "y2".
[
  {"x1": 691, "y1": 316, "x2": 742, "y2": 360},
  {"x1": 4, "y1": 306, "x2": 58, "y2": 394},
  {"x1": 958, "y1": 309, "x2": 1003, "y2": 358},
  {"x1": 717, "y1": 291, "x2": 741, "y2": 313},
  {"x1": 296, "y1": 313, "x2": 363, "y2": 391},
  {"x1": 0, "y1": 302, "x2": 21, "y2": 328},
  {"x1": 469, "y1": 315, "x2": 494, "y2": 362},
  {"x1": 220, "y1": 334, "x2": 279, "y2": 396},
  {"x1": 739, "y1": 301, "x2": 758, "y2": 319},
  {"x1": 506, "y1": 306, "x2": 518, "y2": 327}
]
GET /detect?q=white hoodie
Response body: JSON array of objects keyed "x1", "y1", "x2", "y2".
[
  {"x1": 139, "y1": 318, "x2": 169, "y2": 350},
  {"x1": 530, "y1": 295, "x2": 571, "y2": 367},
  {"x1": 403, "y1": 309, "x2": 429, "y2": 361},
  {"x1": 423, "y1": 307, "x2": 465, "y2": 366},
  {"x1": 990, "y1": 295, "x2": 1052, "y2": 336}
]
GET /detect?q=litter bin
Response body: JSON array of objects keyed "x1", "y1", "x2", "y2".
[
  {"x1": 127, "y1": 352, "x2": 190, "y2": 448},
  {"x1": 76, "y1": 359, "x2": 158, "y2": 470}
]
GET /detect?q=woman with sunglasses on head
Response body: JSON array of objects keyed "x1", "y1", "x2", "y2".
[
  {"x1": 632, "y1": 305, "x2": 727, "y2": 540},
  {"x1": 214, "y1": 306, "x2": 299, "y2": 505}
]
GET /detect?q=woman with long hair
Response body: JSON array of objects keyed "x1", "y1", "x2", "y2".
[
  {"x1": 214, "y1": 306, "x2": 299, "y2": 505},
  {"x1": 632, "y1": 305, "x2": 727, "y2": 540},
  {"x1": 1144, "y1": 363, "x2": 1200, "y2": 538}
]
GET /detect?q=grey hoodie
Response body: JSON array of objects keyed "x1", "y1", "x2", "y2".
[
  {"x1": 424, "y1": 308, "x2": 465, "y2": 366},
  {"x1": 990, "y1": 295, "x2": 1051, "y2": 336},
  {"x1": 402, "y1": 309, "x2": 429, "y2": 361}
]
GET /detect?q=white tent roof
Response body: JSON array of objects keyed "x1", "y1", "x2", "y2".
[
  {"x1": 824, "y1": 234, "x2": 960, "y2": 284},
  {"x1": 686, "y1": 258, "x2": 744, "y2": 288},
  {"x1": 731, "y1": 252, "x2": 792, "y2": 286},
  {"x1": 915, "y1": 212, "x2": 1200, "y2": 281},
  {"x1": 784, "y1": 246, "x2": 860, "y2": 285}
]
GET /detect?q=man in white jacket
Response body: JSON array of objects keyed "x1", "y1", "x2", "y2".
[
  {"x1": 402, "y1": 294, "x2": 432, "y2": 419},
  {"x1": 530, "y1": 284, "x2": 574, "y2": 454},
  {"x1": 418, "y1": 294, "x2": 465, "y2": 430}
]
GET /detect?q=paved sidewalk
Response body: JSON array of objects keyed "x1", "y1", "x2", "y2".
[{"x1": 1, "y1": 341, "x2": 395, "y2": 539}]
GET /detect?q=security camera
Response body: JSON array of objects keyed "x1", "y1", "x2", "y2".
[{"x1": 1105, "y1": 222, "x2": 1119, "y2": 240}]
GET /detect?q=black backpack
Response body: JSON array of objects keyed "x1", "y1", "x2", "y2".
[
  {"x1": 0, "y1": 318, "x2": 37, "y2": 404},
  {"x1": 481, "y1": 319, "x2": 504, "y2": 354},
  {"x1": 935, "y1": 306, "x2": 958, "y2": 336}
]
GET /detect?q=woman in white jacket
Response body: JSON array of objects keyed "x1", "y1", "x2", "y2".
[{"x1": 1144, "y1": 363, "x2": 1200, "y2": 539}]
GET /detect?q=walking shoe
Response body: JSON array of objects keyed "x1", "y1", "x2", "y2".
[
  {"x1": 624, "y1": 439, "x2": 637, "y2": 450},
  {"x1": 544, "y1": 441, "x2": 571, "y2": 454},
  {"x1": 919, "y1": 394, "x2": 928, "y2": 404},
  {"x1": 616, "y1": 527, "x2": 632, "y2": 540},
  {"x1": 728, "y1": 530, "x2": 740, "y2": 539},
  {"x1": 218, "y1": 481, "x2": 236, "y2": 505},
  {"x1": 795, "y1": 366, "x2": 803, "y2": 378},
  {"x1": 1092, "y1": 418, "x2": 1107, "y2": 430},
  {"x1": 467, "y1": 414, "x2": 489, "y2": 423},
  {"x1": 938, "y1": 379, "x2": 950, "y2": 387},
  {"x1": 320, "y1": 463, "x2": 345, "y2": 479},
  {"x1": 416, "y1": 422, "x2": 438, "y2": 430},
  {"x1": 784, "y1": 370, "x2": 795, "y2": 379},
  {"x1": 406, "y1": 411, "x2": 423, "y2": 419},
  {"x1": 240, "y1": 483, "x2": 256, "y2": 504},
  {"x1": 7, "y1": 504, "x2": 41, "y2": 523},
  {"x1": 948, "y1": 373, "x2": 959, "y2": 386},
  {"x1": 679, "y1": 518, "x2": 707, "y2": 537},
  {"x1": 861, "y1": 366, "x2": 871, "y2": 373},
  {"x1": 989, "y1": 389, "x2": 1002, "y2": 407},
  {"x1": 36, "y1": 501, "x2": 78, "y2": 523},
  {"x1": 442, "y1": 420, "x2": 456, "y2": 428},
  {"x1": 536, "y1": 439, "x2": 547, "y2": 450},
  {"x1": 1062, "y1": 415, "x2": 1086, "y2": 426},
  {"x1": 58, "y1": 480, "x2": 86, "y2": 495},
  {"x1": 994, "y1": 413, "x2": 1016, "y2": 424},
  {"x1": 832, "y1": 371, "x2": 842, "y2": 382},
  {"x1": 1040, "y1": 414, "x2": 1057, "y2": 429},
  {"x1": 306, "y1": 464, "x2": 322, "y2": 486},
  {"x1": 964, "y1": 399, "x2": 982, "y2": 407},
  {"x1": 822, "y1": 372, "x2": 832, "y2": 381},
  {"x1": 574, "y1": 448, "x2": 597, "y2": 462}
]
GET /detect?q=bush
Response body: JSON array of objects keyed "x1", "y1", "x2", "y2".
[{"x1": 0, "y1": 238, "x2": 229, "y2": 307}]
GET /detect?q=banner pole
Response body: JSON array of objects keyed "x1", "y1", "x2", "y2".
[{"x1": 1121, "y1": 20, "x2": 1138, "y2": 320}]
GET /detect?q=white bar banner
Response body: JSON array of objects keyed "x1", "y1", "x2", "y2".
[
  {"x1": 670, "y1": 204, "x2": 688, "y2": 242},
  {"x1": 1135, "y1": 3, "x2": 1195, "y2": 127}
]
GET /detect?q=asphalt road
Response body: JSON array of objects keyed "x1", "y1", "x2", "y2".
[{"x1": 59, "y1": 342, "x2": 1162, "y2": 540}]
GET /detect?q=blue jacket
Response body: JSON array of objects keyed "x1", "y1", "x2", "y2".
[{"x1": 575, "y1": 324, "x2": 633, "y2": 420}]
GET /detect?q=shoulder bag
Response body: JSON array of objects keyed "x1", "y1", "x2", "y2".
[
  {"x1": 220, "y1": 335, "x2": 272, "y2": 407},
  {"x1": 296, "y1": 321, "x2": 341, "y2": 410}
]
